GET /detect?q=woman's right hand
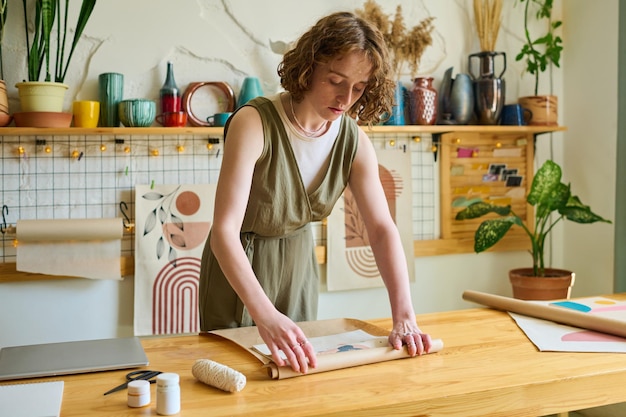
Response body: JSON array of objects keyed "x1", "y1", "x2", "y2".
[{"x1": 254, "y1": 310, "x2": 317, "y2": 374}]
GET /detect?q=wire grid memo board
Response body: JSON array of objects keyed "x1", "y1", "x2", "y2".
[{"x1": 0, "y1": 131, "x2": 438, "y2": 264}]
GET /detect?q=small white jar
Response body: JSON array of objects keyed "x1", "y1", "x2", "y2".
[
  {"x1": 156, "y1": 372, "x2": 180, "y2": 415},
  {"x1": 127, "y1": 379, "x2": 150, "y2": 408}
]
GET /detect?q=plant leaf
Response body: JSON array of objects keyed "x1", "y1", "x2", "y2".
[
  {"x1": 143, "y1": 208, "x2": 156, "y2": 235},
  {"x1": 170, "y1": 213, "x2": 183, "y2": 231},
  {"x1": 170, "y1": 233, "x2": 186, "y2": 248},
  {"x1": 535, "y1": 182, "x2": 569, "y2": 220},
  {"x1": 158, "y1": 206, "x2": 167, "y2": 224},
  {"x1": 58, "y1": 0, "x2": 97, "y2": 82},
  {"x1": 142, "y1": 192, "x2": 164, "y2": 200},
  {"x1": 168, "y1": 247, "x2": 177, "y2": 265},
  {"x1": 156, "y1": 236, "x2": 164, "y2": 259},
  {"x1": 474, "y1": 217, "x2": 518, "y2": 253},
  {"x1": 527, "y1": 160, "x2": 562, "y2": 206},
  {"x1": 455, "y1": 201, "x2": 511, "y2": 220},
  {"x1": 559, "y1": 195, "x2": 612, "y2": 224}
]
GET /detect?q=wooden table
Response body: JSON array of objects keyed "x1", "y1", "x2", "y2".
[{"x1": 4, "y1": 298, "x2": 626, "y2": 416}]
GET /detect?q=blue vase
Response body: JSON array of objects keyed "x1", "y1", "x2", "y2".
[
  {"x1": 236, "y1": 77, "x2": 263, "y2": 108},
  {"x1": 449, "y1": 73, "x2": 474, "y2": 125},
  {"x1": 384, "y1": 82, "x2": 406, "y2": 125}
]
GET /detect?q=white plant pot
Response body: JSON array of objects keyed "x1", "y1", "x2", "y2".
[{"x1": 15, "y1": 81, "x2": 69, "y2": 113}]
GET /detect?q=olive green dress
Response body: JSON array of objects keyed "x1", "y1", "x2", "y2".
[{"x1": 199, "y1": 96, "x2": 359, "y2": 330}]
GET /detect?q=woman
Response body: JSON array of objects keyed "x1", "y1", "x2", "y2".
[{"x1": 199, "y1": 11, "x2": 433, "y2": 374}]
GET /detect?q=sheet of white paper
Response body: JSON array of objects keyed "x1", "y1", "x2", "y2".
[
  {"x1": 0, "y1": 380, "x2": 64, "y2": 417},
  {"x1": 252, "y1": 329, "x2": 388, "y2": 360},
  {"x1": 17, "y1": 241, "x2": 121, "y2": 280},
  {"x1": 510, "y1": 296, "x2": 626, "y2": 352}
]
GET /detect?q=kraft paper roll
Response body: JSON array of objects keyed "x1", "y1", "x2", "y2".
[
  {"x1": 463, "y1": 290, "x2": 626, "y2": 338},
  {"x1": 16, "y1": 218, "x2": 123, "y2": 242},
  {"x1": 265, "y1": 338, "x2": 444, "y2": 380},
  {"x1": 16, "y1": 218, "x2": 124, "y2": 280},
  {"x1": 210, "y1": 318, "x2": 445, "y2": 380}
]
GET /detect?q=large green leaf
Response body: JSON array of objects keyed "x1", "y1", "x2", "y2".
[
  {"x1": 473, "y1": 217, "x2": 521, "y2": 253},
  {"x1": 559, "y1": 195, "x2": 612, "y2": 224},
  {"x1": 57, "y1": 0, "x2": 97, "y2": 82},
  {"x1": 455, "y1": 202, "x2": 511, "y2": 220},
  {"x1": 527, "y1": 160, "x2": 562, "y2": 206},
  {"x1": 535, "y1": 181, "x2": 569, "y2": 220}
]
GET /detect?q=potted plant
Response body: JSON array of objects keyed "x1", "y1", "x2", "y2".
[
  {"x1": 515, "y1": 0, "x2": 563, "y2": 126},
  {"x1": 455, "y1": 160, "x2": 611, "y2": 300},
  {"x1": 15, "y1": 0, "x2": 97, "y2": 114}
]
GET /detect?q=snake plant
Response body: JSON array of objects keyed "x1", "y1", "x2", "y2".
[
  {"x1": 455, "y1": 160, "x2": 611, "y2": 277},
  {"x1": 22, "y1": 0, "x2": 97, "y2": 83}
]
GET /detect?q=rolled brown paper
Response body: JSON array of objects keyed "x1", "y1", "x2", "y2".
[
  {"x1": 463, "y1": 290, "x2": 626, "y2": 338},
  {"x1": 265, "y1": 338, "x2": 444, "y2": 380},
  {"x1": 16, "y1": 218, "x2": 124, "y2": 242}
]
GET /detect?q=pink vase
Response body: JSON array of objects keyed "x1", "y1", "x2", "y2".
[{"x1": 410, "y1": 77, "x2": 438, "y2": 125}]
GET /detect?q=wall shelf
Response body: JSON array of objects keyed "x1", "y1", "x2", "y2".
[
  {"x1": 0, "y1": 124, "x2": 566, "y2": 136},
  {"x1": 0, "y1": 124, "x2": 565, "y2": 282}
]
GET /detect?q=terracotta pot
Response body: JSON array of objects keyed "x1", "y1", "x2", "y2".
[
  {"x1": 509, "y1": 267, "x2": 575, "y2": 301},
  {"x1": 518, "y1": 95, "x2": 558, "y2": 126}
]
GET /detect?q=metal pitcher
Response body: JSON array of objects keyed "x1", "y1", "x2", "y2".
[{"x1": 468, "y1": 51, "x2": 506, "y2": 125}]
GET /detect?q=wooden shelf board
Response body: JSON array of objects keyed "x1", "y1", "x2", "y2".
[{"x1": 0, "y1": 125, "x2": 566, "y2": 137}]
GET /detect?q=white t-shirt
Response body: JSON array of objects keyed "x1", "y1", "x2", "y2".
[{"x1": 272, "y1": 94, "x2": 341, "y2": 193}]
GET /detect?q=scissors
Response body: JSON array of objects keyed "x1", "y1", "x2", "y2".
[{"x1": 103, "y1": 370, "x2": 162, "y2": 395}]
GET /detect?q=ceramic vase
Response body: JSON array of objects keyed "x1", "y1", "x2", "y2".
[
  {"x1": 410, "y1": 77, "x2": 438, "y2": 125},
  {"x1": 160, "y1": 61, "x2": 181, "y2": 114},
  {"x1": 449, "y1": 74, "x2": 474, "y2": 125},
  {"x1": 237, "y1": 76, "x2": 263, "y2": 108},
  {"x1": 384, "y1": 81, "x2": 407, "y2": 125},
  {"x1": 468, "y1": 51, "x2": 507, "y2": 125},
  {"x1": 98, "y1": 72, "x2": 124, "y2": 127}
]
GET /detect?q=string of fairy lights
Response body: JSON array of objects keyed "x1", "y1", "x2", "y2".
[
  {"x1": 3, "y1": 134, "x2": 437, "y2": 160},
  {"x1": 5, "y1": 135, "x2": 223, "y2": 160}
]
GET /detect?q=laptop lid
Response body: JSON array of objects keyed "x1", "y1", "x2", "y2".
[{"x1": 0, "y1": 337, "x2": 149, "y2": 381}]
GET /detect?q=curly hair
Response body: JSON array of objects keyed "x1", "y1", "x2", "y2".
[{"x1": 277, "y1": 12, "x2": 395, "y2": 125}]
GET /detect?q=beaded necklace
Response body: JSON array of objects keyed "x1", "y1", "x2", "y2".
[{"x1": 289, "y1": 95, "x2": 328, "y2": 137}]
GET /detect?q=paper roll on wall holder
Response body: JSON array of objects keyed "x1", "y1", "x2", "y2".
[
  {"x1": 12, "y1": 218, "x2": 126, "y2": 280},
  {"x1": 3, "y1": 218, "x2": 133, "y2": 238}
]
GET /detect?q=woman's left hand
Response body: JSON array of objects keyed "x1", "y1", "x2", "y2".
[{"x1": 389, "y1": 321, "x2": 433, "y2": 357}]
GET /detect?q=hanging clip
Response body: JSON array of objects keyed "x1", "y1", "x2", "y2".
[
  {"x1": 0, "y1": 205, "x2": 7, "y2": 234},
  {"x1": 119, "y1": 201, "x2": 134, "y2": 231}
]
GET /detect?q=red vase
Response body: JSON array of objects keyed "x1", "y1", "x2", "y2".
[{"x1": 410, "y1": 77, "x2": 438, "y2": 125}]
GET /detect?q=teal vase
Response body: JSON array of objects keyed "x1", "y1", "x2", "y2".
[
  {"x1": 384, "y1": 81, "x2": 406, "y2": 125},
  {"x1": 236, "y1": 77, "x2": 263, "y2": 108}
]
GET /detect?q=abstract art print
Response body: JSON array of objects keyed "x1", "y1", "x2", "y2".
[
  {"x1": 510, "y1": 297, "x2": 626, "y2": 352},
  {"x1": 134, "y1": 184, "x2": 216, "y2": 336},
  {"x1": 326, "y1": 145, "x2": 413, "y2": 291}
]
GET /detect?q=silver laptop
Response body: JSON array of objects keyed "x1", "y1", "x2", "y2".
[{"x1": 0, "y1": 337, "x2": 149, "y2": 381}]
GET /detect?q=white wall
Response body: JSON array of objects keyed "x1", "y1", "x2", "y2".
[
  {"x1": 561, "y1": 1, "x2": 618, "y2": 298},
  {"x1": 0, "y1": 0, "x2": 616, "y2": 347}
]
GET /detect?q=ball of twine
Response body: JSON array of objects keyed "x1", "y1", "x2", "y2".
[{"x1": 192, "y1": 359, "x2": 246, "y2": 393}]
